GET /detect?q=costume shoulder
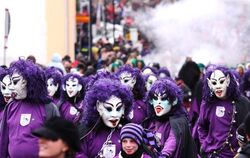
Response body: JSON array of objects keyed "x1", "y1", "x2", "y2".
[
  {"x1": 235, "y1": 95, "x2": 250, "y2": 125},
  {"x1": 169, "y1": 115, "x2": 198, "y2": 158}
]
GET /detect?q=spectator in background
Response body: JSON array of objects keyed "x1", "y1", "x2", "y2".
[
  {"x1": 48, "y1": 53, "x2": 66, "y2": 75},
  {"x1": 32, "y1": 117, "x2": 81, "y2": 158},
  {"x1": 62, "y1": 55, "x2": 72, "y2": 73}
]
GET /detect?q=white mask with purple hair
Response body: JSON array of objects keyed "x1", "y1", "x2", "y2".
[
  {"x1": 207, "y1": 70, "x2": 230, "y2": 99},
  {"x1": 9, "y1": 72, "x2": 27, "y2": 100},
  {"x1": 97, "y1": 95, "x2": 125, "y2": 128}
]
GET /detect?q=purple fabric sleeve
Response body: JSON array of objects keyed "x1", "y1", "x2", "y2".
[
  {"x1": 161, "y1": 128, "x2": 177, "y2": 157},
  {"x1": 197, "y1": 102, "x2": 208, "y2": 150}
]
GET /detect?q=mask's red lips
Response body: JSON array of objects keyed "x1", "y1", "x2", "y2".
[
  {"x1": 109, "y1": 119, "x2": 118, "y2": 126},
  {"x1": 4, "y1": 96, "x2": 11, "y2": 103},
  {"x1": 155, "y1": 105, "x2": 163, "y2": 114}
]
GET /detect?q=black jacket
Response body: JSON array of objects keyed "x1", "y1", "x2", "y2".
[{"x1": 236, "y1": 142, "x2": 250, "y2": 158}]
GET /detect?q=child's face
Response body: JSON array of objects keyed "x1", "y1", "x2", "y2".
[{"x1": 122, "y1": 138, "x2": 139, "y2": 155}]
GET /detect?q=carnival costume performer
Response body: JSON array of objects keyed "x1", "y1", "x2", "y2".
[
  {"x1": 59, "y1": 73, "x2": 86, "y2": 124},
  {"x1": 143, "y1": 78, "x2": 197, "y2": 158},
  {"x1": 77, "y1": 78, "x2": 133, "y2": 158},
  {"x1": 115, "y1": 65, "x2": 147, "y2": 124},
  {"x1": 45, "y1": 66, "x2": 63, "y2": 105},
  {"x1": 198, "y1": 66, "x2": 250, "y2": 158},
  {"x1": 0, "y1": 58, "x2": 60, "y2": 158},
  {"x1": 0, "y1": 67, "x2": 11, "y2": 122}
]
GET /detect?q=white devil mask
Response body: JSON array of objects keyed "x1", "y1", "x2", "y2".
[
  {"x1": 0, "y1": 75, "x2": 12, "y2": 103},
  {"x1": 63, "y1": 77, "x2": 82, "y2": 98},
  {"x1": 207, "y1": 70, "x2": 230, "y2": 99},
  {"x1": 9, "y1": 72, "x2": 27, "y2": 100},
  {"x1": 150, "y1": 92, "x2": 178, "y2": 117},
  {"x1": 97, "y1": 95, "x2": 125, "y2": 128},
  {"x1": 47, "y1": 78, "x2": 59, "y2": 97},
  {"x1": 119, "y1": 72, "x2": 136, "y2": 90}
]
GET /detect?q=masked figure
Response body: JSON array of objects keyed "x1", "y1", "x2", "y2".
[
  {"x1": 77, "y1": 78, "x2": 133, "y2": 158},
  {"x1": 0, "y1": 58, "x2": 59, "y2": 158},
  {"x1": 0, "y1": 68, "x2": 10, "y2": 122},
  {"x1": 115, "y1": 65, "x2": 147, "y2": 124},
  {"x1": 198, "y1": 66, "x2": 250, "y2": 158},
  {"x1": 59, "y1": 73, "x2": 86, "y2": 124},
  {"x1": 143, "y1": 78, "x2": 197, "y2": 158},
  {"x1": 45, "y1": 67, "x2": 63, "y2": 104}
]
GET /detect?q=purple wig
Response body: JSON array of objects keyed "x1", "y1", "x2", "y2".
[
  {"x1": 9, "y1": 58, "x2": 50, "y2": 104},
  {"x1": 115, "y1": 65, "x2": 146, "y2": 99},
  {"x1": 85, "y1": 71, "x2": 117, "y2": 91},
  {"x1": 45, "y1": 67, "x2": 63, "y2": 99},
  {"x1": 145, "y1": 78, "x2": 184, "y2": 117},
  {"x1": 157, "y1": 67, "x2": 171, "y2": 78},
  {"x1": 240, "y1": 69, "x2": 250, "y2": 92},
  {"x1": 83, "y1": 78, "x2": 133, "y2": 127},
  {"x1": 202, "y1": 65, "x2": 241, "y2": 103},
  {"x1": 142, "y1": 66, "x2": 158, "y2": 75},
  {"x1": 61, "y1": 73, "x2": 86, "y2": 103}
]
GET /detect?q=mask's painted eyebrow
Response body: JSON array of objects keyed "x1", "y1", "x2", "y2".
[
  {"x1": 0, "y1": 81, "x2": 6, "y2": 86},
  {"x1": 104, "y1": 101, "x2": 123, "y2": 107},
  {"x1": 12, "y1": 75, "x2": 21, "y2": 80}
]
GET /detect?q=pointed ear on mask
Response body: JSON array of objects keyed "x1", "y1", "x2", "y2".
[
  {"x1": 77, "y1": 84, "x2": 82, "y2": 91},
  {"x1": 149, "y1": 99, "x2": 153, "y2": 105},
  {"x1": 207, "y1": 78, "x2": 213, "y2": 90},
  {"x1": 226, "y1": 75, "x2": 230, "y2": 87},
  {"x1": 96, "y1": 100, "x2": 103, "y2": 116},
  {"x1": 131, "y1": 77, "x2": 136, "y2": 86},
  {"x1": 62, "y1": 84, "x2": 66, "y2": 91},
  {"x1": 172, "y1": 98, "x2": 178, "y2": 106},
  {"x1": 55, "y1": 83, "x2": 59, "y2": 89}
]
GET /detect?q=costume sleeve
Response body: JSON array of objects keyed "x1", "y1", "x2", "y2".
[
  {"x1": 161, "y1": 128, "x2": 177, "y2": 157},
  {"x1": 197, "y1": 102, "x2": 209, "y2": 149}
]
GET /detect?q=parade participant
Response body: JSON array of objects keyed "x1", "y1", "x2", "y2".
[
  {"x1": 114, "y1": 123, "x2": 157, "y2": 158},
  {"x1": 0, "y1": 68, "x2": 11, "y2": 120},
  {"x1": 115, "y1": 65, "x2": 147, "y2": 124},
  {"x1": 198, "y1": 66, "x2": 250, "y2": 158},
  {"x1": 45, "y1": 67, "x2": 63, "y2": 104},
  {"x1": 240, "y1": 69, "x2": 250, "y2": 100},
  {"x1": 0, "y1": 58, "x2": 60, "y2": 158},
  {"x1": 32, "y1": 117, "x2": 81, "y2": 158},
  {"x1": 143, "y1": 78, "x2": 197, "y2": 158},
  {"x1": 77, "y1": 78, "x2": 133, "y2": 158},
  {"x1": 59, "y1": 73, "x2": 85, "y2": 124},
  {"x1": 235, "y1": 113, "x2": 250, "y2": 158}
]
